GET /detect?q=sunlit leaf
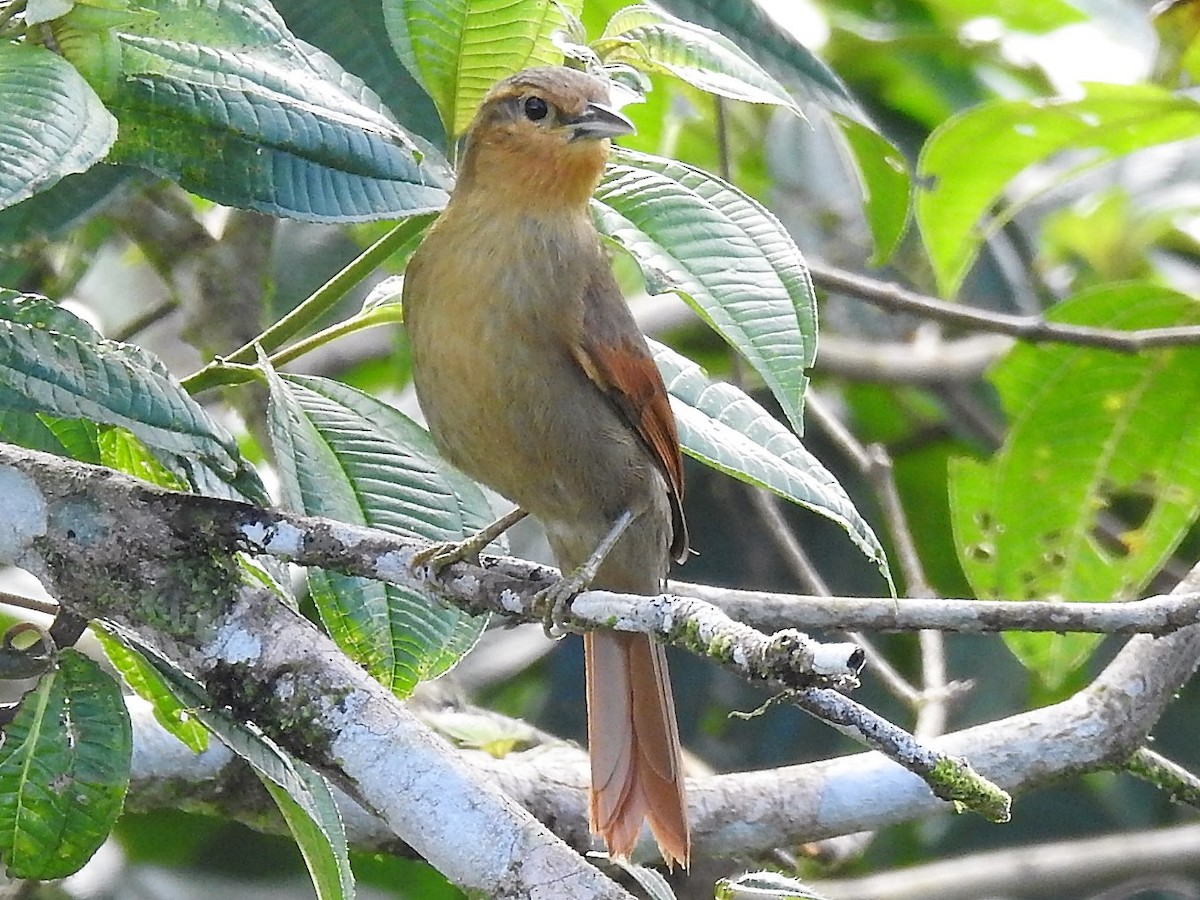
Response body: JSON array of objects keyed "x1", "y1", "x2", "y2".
[
  {"x1": 918, "y1": 85, "x2": 1200, "y2": 295},
  {"x1": 951, "y1": 284, "x2": 1200, "y2": 686},
  {"x1": 384, "y1": 0, "x2": 582, "y2": 138}
]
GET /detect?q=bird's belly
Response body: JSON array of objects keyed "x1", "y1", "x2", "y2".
[{"x1": 412, "y1": 316, "x2": 659, "y2": 531}]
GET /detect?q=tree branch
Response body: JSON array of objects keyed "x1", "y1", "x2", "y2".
[
  {"x1": 809, "y1": 259, "x2": 1200, "y2": 351},
  {"x1": 5, "y1": 444, "x2": 1199, "y2": 866},
  {"x1": 676, "y1": 581, "x2": 1200, "y2": 635},
  {"x1": 809, "y1": 822, "x2": 1200, "y2": 900},
  {"x1": 0, "y1": 445, "x2": 631, "y2": 899}
]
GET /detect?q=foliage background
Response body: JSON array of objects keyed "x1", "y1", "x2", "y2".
[{"x1": 3, "y1": 0, "x2": 1200, "y2": 898}]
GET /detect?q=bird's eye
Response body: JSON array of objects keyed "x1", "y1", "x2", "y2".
[{"x1": 523, "y1": 96, "x2": 549, "y2": 121}]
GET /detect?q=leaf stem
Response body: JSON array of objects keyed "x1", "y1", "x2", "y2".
[{"x1": 181, "y1": 214, "x2": 434, "y2": 393}]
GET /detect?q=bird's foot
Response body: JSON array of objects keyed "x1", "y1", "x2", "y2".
[
  {"x1": 533, "y1": 509, "x2": 636, "y2": 638},
  {"x1": 410, "y1": 507, "x2": 528, "y2": 576},
  {"x1": 532, "y1": 564, "x2": 598, "y2": 640},
  {"x1": 411, "y1": 538, "x2": 479, "y2": 575}
]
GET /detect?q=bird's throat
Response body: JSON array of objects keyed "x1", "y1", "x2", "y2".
[{"x1": 455, "y1": 135, "x2": 610, "y2": 218}]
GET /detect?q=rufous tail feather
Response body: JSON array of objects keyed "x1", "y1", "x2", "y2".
[{"x1": 585, "y1": 630, "x2": 689, "y2": 868}]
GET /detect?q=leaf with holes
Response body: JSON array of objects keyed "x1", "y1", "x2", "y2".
[
  {"x1": 950, "y1": 284, "x2": 1200, "y2": 687},
  {"x1": 653, "y1": 340, "x2": 891, "y2": 588},
  {"x1": 0, "y1": 651, "x2": 131, "y2": 879},
  {"x1": 383, "y1": 0, "x2": 582, "y2": 138},
  {"x1": 596, "y1": 149, "x2": 816, "y2": 435},
  {"x1": 266, "y1": 369, "x2": 492, "y2": 696}
]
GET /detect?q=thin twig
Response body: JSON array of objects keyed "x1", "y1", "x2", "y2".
[
  {"x1": 806, "y1": 393, "x2": 952, "y2": 736},
  {"x1": 745, "y1": 458, "x2": 919, "y2": 705},
  {"x1": 809, "y1": 259, "x2": 1200, "y2": 352},
  {"x1": 0, "y1": 590, "x2": 58, "y2": 617},
  {"x1": 112, "y1": 299, "x2": 180, "y2": 342},
  {"x1": 1124, "y1": 747, "x2": 1200, "y2": 810},
  {"x1": 673, "y1": 581, "x2": 1200, "y2": 635},
  {"x1": 182, "y1": 214, "x2": 434, "y2": 393}
]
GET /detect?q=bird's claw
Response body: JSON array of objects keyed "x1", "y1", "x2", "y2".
[
  {"x1": 533, "y1": 565, "x2": 597, "y2": 639},
  {"x1": 411, "y1": 539, "x2": 481, "y2": 576},
  {"x1": 531, "y1": 583, "x2": 571, "y2": 640}
]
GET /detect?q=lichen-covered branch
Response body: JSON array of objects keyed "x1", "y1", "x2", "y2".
[{"x1": 0, "y1": 445, "x2": 630, "y2": 900}]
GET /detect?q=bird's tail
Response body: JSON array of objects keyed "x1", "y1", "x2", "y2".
[{"x1": 585, "y1": 630, "x2": 689, "y2": 868}]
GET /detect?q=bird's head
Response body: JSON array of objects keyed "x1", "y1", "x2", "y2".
[{"x1": 455, "y1": 66, "x2": 635, "y2": 213}]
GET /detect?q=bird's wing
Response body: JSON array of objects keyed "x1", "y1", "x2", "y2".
[{"x1": 572, "y1": 265, "x2": 688, "y2": 562}]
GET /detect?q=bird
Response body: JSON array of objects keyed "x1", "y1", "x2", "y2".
[{"x1": 401, "y1": 65, "x2": 690, "y2": 868}]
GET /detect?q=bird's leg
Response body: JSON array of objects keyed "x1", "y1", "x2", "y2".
[
  {"x1": 411, "y1": 507, "x2": 528, "y2": 574},
  {"x1": 535, "y1": 509, "x2": 635, "y2": 638}
]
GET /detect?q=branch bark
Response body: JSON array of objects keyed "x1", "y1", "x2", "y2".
[{"x1": 2, "y1": 443, "x2": 1198, "y2": 871}]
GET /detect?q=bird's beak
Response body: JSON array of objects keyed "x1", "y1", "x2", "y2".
[{"x1": 565, "y1": 102, "x2": 636, "y2": 142}]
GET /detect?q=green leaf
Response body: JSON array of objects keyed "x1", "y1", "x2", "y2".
[
  {"x1": 655, "y1": 0, "x2": 859, "y2": 120},
  {"x1": 0, "y1": 44, "x2": 118, "y2": 212},
  {"x1": 92, "y1": 625, "x2": 208, "y2": 754},
  {"x1": 652, "y1": 340, "x2": 891, "y2": 587},
  {"x1": 273, "y1": 0, "x2": 445, "y2": 145},
  {"x1": 198, "y1": 712, "x2": 353, "y2": 900},
  {"x1": 97, "y1": 427, "x2": 189, "y2": 491},
  {"x1": 0, "y1": 289, "x2": 266, "y2": 503},
  {"x1": 383, "y1": 0, "x2": 581, "y2": 138},
  {"x1": 654, "y1": 0, "x2": 910, "y2": 262},
  {"x1": 0, "y1": 650, "x2": 131, "y2": 880},
  {"x1": 595, "y1": 149, "x2": 816, "y2": 435},
  {"x1": 950, "y1": 284, "x2": 1200, "y2": 686},
  {"x1": 836, "y1": 116, "x2": 911, "y2": 265},
  {"x1": 0, "y1": 165, "x2": 142, "y2": 247},
  {"x1": 923, "y1": 0, "x2": 1087, "y2": 33},
  {"x1": 917, "y1": 84, "x2": 1200, "y2": 296},
  {"x1": 0, "y1": 411, "x2": 80, "y2": 458},
  {"x1": 595, "y1": 4, "x2": 802, "y2": 114},
  {"x1": 266, "y1": 371, "x2": 491, "y2": 696},
  {"x1": 104, "y1": 0, "x2": 451, "y2": 221}
]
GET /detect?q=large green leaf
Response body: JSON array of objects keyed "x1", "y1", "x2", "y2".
[
  {"x1": 0, "y1": 44, "x2": 117, "y2": 212},
  {"x1": 595, "y1": 5, "x2": 801, "y2": 114},
  {"x1": 0, "y1": 651, "x2": 131, "y2": 880},
  {"x1": 654, "y1": 0, "x2": 910, "y2": 263},
  {"x1": 273, "y1": 0, "x2": 445, "y2": 145},
  {"x1": 652, "y1": 340, "x2": 891, "y2": 587},
  {"x1": 950, "y1": 284, "x2": 1200, "y2": 686},
  {"x1": 0, "y1": 165, "x2": 141, "y2": 247},
  {"x1": 0, "y1": 290, "x2": 266, "y2": 503},
  {"x1": 383, "y1": 0, "x2": 581, "y2": 139},
  {"x1": 266, "y1": 371, "x2": 491, "y2": 696},
  {"x1": 917, "y1": 84, "x2": 1200, "y2": 296},
  {"x1": 199, "y1": 712, "x2": 353, "y2": 900},
  {"x1": 595, "y1": 149, "x2": 816, "y2": 435},
  {"x1": 103, "y1": 0, "x2": 451, "y2": 221},
  {"x1": 92, "y1": 625, "x2": 208, "y2": 754}
]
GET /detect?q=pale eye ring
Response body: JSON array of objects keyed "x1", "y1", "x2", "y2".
[{"x1": 523, "y1": 96, "x2": 549, "y2": 121}]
